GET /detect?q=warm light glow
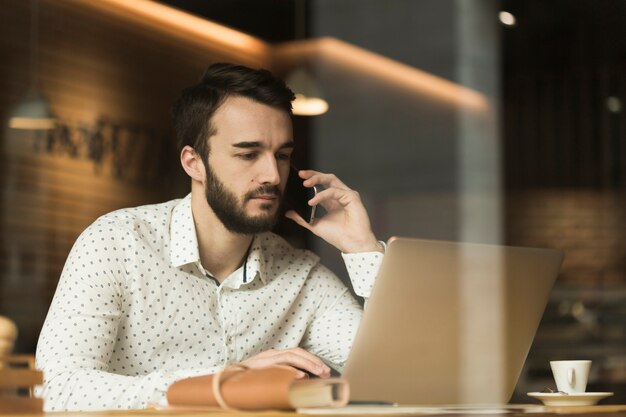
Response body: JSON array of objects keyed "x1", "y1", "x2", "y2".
[
  {"x1": 69, "y1": 0, "x2": 271, "y2": 66},
  {"x1": 292, "y1": 94, "x2": 329, "y2": 116},
  {"x1": 275, "y1": 38, "x2": 488, "y2": 110},
  {"x1": 9, "y1": 117, "x2": 56, "y2": 130},
  {"x1": 70, "y1": 0, "x2": 487, "y2": 111},
  {"x1": 499, "y1": 11, "x2": 516, "y2": 26}
]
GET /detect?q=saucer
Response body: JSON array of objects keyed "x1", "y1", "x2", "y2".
[{"x1": 527, "y1": 392, "x2": 614, "y2": 406}]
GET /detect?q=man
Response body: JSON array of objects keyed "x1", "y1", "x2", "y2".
[{"x1": 36, "y1": 63, "x2": 384, "y2": 411}]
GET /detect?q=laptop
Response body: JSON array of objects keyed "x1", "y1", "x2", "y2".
[{"x1": 342, "y1": 237, "x2": 564, "y2": 406}]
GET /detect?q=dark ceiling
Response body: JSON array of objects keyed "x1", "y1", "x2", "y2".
[
  {"x1": 153, "y1": 0, "x2": 626, "y2": 101},
  {"x1": 158, "y1": 0, "x2": 626, "y2": 72},
  {"x1": 502, "y1": 0, "x2": 626, "y2": 71},
  {"x1": 156, "y1": 0, "x2": 298, "y2": 42}
]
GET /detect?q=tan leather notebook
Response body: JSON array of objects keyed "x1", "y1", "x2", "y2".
[{"x1": 167, "y1": 365, "x2": 349, "y2": 410}]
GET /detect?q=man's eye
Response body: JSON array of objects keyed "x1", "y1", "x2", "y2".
[
  {"x1": 238, "y1": 153, "x2": 258, "y2": 160},
  {"x1": 276, "y1": 153, "x2": 291, "y2": 161}
]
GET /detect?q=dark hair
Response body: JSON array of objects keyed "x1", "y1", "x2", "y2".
[{"x1": 171, "y1": 63, "x2": 295, "y2": 162}]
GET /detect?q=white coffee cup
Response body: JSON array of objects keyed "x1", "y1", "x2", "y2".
[{"x1": 550, "y1": 360, "x2": 591, "y2": 393}]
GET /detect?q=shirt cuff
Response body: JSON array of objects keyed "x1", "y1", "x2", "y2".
[{"x1": 341, "y1": 242, "x2": 385, "y2": 298}]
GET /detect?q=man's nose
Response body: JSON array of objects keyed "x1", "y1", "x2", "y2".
[{"x1": 258, "y1": 155, "x2": 281, "y2": 185}]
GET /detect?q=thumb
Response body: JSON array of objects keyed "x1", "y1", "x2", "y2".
[{"x1": 285, "y1": 210, "x2": 313, "y2": 232}]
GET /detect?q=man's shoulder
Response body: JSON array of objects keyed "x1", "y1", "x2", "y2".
[{"x1": 88, "y1": 197, "x2": 183, "y2": 236}]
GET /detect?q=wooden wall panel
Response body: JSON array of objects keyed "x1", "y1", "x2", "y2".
[
  {"x1": 0, "y1": 0, "x2": 270, "y2": 353},
  {"x1": 503, "y1": 68, "x2": 626, "y2": 189}
]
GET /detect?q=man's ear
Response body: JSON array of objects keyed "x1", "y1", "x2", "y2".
[{"x1": 180, "y1": 146, "x2": 206, "y2": 182}]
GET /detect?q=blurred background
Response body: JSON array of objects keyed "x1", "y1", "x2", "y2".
[{"x1": 1, "y1": 0, "x2": 625, "y2": 403}]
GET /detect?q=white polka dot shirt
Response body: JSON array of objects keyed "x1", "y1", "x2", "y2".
[{"x1": 35, "y1": 195, "x2": 383, "y2": 411}]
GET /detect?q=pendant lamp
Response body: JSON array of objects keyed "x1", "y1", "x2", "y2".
[
  {"x1": 286, "y1": 0, "x2": 328, "y2": 116},
  {"x1": 286, "y1": 67, "x2": 329, "y2": 116},
  {"x1": 9, "y1": 0, "x2": 56, "y2": 130}
]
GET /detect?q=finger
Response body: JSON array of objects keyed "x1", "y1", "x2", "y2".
[
  {"x1": 297, "y1": 169, "x2": 318, "y2": 180},
  {"x1": 282, "y1": 347, "x2": 329, "y2": 365},
  {"x1": 260, "y1": 351, "x2": 330, "y2": 377},
  {"x1": 282, "y1": 353, "x2": 331, "y2": 377},
  {"x1": 299, "y1": 170, "x2": 349, "y2": 191},
  {"x1": 309, "y1": 187, "x2": 359, "y2": 209},
  {"x1": 240, "y1": 348, "x2": 331, "y2": 378},
  {"x1": 285, "y1": 210, "x2": 314, "y2": 231},
  {"x1": 270, "y1": 348, "x2": 331, "y2": 376}
]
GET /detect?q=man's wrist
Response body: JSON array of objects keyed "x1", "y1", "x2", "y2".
[{"x1": 343, "y1": 238, "x2": 385, "y2": 254}]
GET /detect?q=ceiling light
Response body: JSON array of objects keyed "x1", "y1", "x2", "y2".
[
  {"x1": 9, "y1": 0, "x2": 56, "y2": 130},
  {"x1": 8, "y1": 89, "x2": 56, "y2": 129},
  {"x1": 286, "y1": 67, "x2": 328, "y2": 116},
  {"x1": 606, "y1": 96, "x2": 622, "y2": 113},
  {"x1": 498, "y1": 11, "x2": 516, "y2": 27}
]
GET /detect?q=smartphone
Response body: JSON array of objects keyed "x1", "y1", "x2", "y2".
[{"x1": 284, "y1": 166, "x2": 324, "y2": 223}]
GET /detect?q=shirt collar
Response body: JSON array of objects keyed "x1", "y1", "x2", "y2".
[
  {"x1": 244, "y1": 234, "x2": 269, "y2": 285},
  {"x1": 169, "y1": 194, "x2": 201, "y2": 268},
  {"x1": 168, "y1": 194, "x2": 269, "y2": 286}
]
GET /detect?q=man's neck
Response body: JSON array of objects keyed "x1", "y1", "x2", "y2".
[{"x1": 190, "y1": 192, "x2": 254, "y2": 282}]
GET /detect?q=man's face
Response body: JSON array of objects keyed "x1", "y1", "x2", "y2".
[{"x1": 202, "y1": 96, "x2": 293, "y2": 234}]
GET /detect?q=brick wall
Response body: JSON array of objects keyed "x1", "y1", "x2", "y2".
[{"x1": 506, "y1": 189, "x2": 626, "y2": 287}]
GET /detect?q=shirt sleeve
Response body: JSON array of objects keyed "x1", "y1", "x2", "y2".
[
  {"x1": 35, "y1": 223, "x2": 220, "y2": 411},
  {"x1": 298, "y1": 263, "x2": 362, "y2": 372},
  {"x1": 341, "y1": 246, "x2": 385, "y2": 298},
  {"x1": 300, "y1": 245, "x2": 384, "y2": 371}
]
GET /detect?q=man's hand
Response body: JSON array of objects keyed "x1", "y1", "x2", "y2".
[
  {"x1": 285, "y1": 170, "x2": 384, "y2": 254},
  {"x1": 239, "y1": 347, "x2": 331, "y2": 379}
]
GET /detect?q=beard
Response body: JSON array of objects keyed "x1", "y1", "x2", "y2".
[{"x1": 204, "y1": 162, "x2": 283, "y2": 235}]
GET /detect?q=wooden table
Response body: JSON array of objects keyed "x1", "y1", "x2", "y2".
[{"x1": 4, "y1": 405, "x2": 626, "y2": 417}]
